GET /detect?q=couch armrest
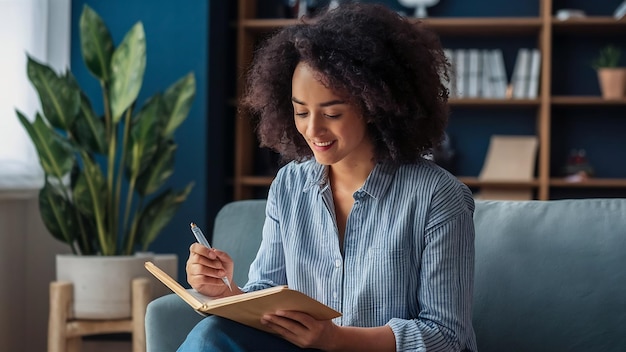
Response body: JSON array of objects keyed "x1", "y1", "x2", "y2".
[{"x1": 145, "y1": 294, "x2": 204, "y2": 351}]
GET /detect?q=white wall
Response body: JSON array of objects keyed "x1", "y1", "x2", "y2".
[{"x1": 0, "y1": 193, "x2": 70, "y2": 352}]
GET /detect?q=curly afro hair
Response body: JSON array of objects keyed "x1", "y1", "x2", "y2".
[{"x1": 240, "y1": 2, "x2": 450, "y2": 164}]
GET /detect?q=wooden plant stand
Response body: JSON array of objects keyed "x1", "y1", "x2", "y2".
[{"x1": 48, "y1": 278, "x2": 151, "y2": 352}]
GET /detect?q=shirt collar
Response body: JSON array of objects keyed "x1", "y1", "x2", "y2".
[{"x1": 303, "y1": 160, "x2": 397, "y2": 200}]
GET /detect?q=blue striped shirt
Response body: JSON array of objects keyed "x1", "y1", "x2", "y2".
[{"x1": 243, "y1": 159, "x2": 477, "y2": 351}]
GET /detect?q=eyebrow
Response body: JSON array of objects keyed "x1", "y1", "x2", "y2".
[{"x1": 291, "y1": 97, "x2": 345, "y2": 108}]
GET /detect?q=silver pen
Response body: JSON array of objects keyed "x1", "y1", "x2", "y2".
[{"x1": 190, "y1": 222, "x2": 233, "y2": 291}]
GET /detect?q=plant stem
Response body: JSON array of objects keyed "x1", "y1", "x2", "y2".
[
  {"x1": 80, "y1": 150, "x2": 110, "y2": 255},
  {"x1": 124, "y1": 198, "x2": 143, "y2": 255},
  {"x1": 118, "y1": 107, "x2": 134, "y2": 252},
  {"x1": 102, "y1": 83, "x2": 116, "y2": 255}
]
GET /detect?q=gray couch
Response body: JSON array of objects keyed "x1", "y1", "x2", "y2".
[{"x1": 145, "y1": 199, "x2": 626, "y2": 351}]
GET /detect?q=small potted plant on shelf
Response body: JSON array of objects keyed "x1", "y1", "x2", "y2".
[
  {"x1": 16, "y1": 5, "x2": 195, "y2": 319},
  {"x1": 592, "y1": 45, "x2": 626, "y2": 99}
]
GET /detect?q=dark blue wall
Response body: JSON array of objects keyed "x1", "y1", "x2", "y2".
[{"x1": 70, "y1": 0, "x2": 211, "y2": 283}]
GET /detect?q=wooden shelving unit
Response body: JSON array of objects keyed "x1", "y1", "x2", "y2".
[{"x1": 233, "y1": 0, "x2": 626, "y2": 200}]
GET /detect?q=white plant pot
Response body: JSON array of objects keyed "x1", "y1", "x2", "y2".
[{"x1": 56, "y1": 254, "x2": 153, "y2": 320}]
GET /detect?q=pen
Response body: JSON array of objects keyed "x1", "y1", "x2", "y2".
[{"x1": 190, "y1": 222, "x2": 233, "y2": 291}]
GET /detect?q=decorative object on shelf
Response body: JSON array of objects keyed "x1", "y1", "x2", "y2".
[
  {"x1": 397, "y1": 0, "x2": 440, "y2": 18},
  {"x1": 285, "y1": 0, "x2": 327, "y2": 18},
  {"x1": 16, "y1": 4, "x2": 194, "y2": 318},
  {"x1": 428, "y1": 132, "x2": 456, "y2": 174},
  {"x1": 328, "y1": 0, "x2": 340, "y2": 10},
  {"x1": 555, "y1": 9, "x2": 586, "y2": 21},
  {"x1": 614, "y1": 1, "x2": 626, "y2": 20},
  {"x1": 563, "y1": 149, "x2": 594, "y2": 183},
  {"x1": 592, "y1": 45, "x2": 626, "y2": 99}
]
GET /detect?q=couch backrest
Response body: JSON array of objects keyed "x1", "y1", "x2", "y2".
[
  {"x1": 211, "y1": 198, "x2": 626, "y2": 351},
  {"x1": 212, "y1": 199, "x2": 267, "y2": 286},
  {"x1": 473, "y1": 199, "x2": 626, "y2": 352}
]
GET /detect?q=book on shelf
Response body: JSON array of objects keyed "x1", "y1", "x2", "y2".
[
  {"x1": 526, "y1": 48, "x2": 541, "y2": 99},
  {"x1": 480, "y1": 49, "x2": 494, "y2": 98},
  {"x1": 490, "y1": 49, "x2": 508, "y2": 99},
  {"x1": 455, "y1": 48, "x2": 467, "y2": 98},
  {"x1": 467, "y1": 49, "x2": 481, "y2": 98},
  {"x1": 511, "y1": 48, "x2": 531, "y2": 99},
  {"x1": 477, "y1": 135, "x2": 539, "y2": 200},
  {"x1": 144, "y1": 261, "x2": 342, "y2": 333},
  {"x1": 478, "y1": 135, "x2": 538, "y2": 182}
]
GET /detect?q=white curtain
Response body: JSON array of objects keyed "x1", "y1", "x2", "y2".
[
  {"x1": 0, "y1": 0, "x2": 71, "y2": 191},
  {"x1": 0, "y1": 3, "x2": 72, "y2": 351}
]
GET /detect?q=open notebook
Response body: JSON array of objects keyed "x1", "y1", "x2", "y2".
[{"x1": 144, "y1": 261, "x2": 341, "y2": 333}]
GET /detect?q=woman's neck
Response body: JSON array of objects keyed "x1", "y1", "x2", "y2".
[{"x1": 328, "y1": 159, "x2": 376, "y2": 194}]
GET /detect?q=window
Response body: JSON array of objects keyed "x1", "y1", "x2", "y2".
[{"x1": 0, "y1": 0, "x2": 71, "y2": 191}]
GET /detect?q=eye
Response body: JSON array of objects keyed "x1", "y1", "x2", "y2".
[
  {"x1": 295, "y1": 111, "x2": 308, "y2": 117},
  {"x1": 325, "y1": 113, "x2": 341, "y2": 119}
]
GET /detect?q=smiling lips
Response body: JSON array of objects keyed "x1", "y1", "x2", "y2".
[{"x1": 312, "y1": 140, "x2": 335, "y2": 150}]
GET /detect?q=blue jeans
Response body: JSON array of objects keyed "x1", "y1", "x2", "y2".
[{"x1": 177, "y1": 316, "x2": 322, "y2": 352}]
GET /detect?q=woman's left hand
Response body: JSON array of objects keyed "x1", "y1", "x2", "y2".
[{"x1": 261, "y1": 310, "x2": 339, "y2": 350}]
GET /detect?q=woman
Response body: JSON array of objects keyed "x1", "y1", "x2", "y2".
[{"x1": 181, "y1": 3, "x2": 477, "y2": 351}]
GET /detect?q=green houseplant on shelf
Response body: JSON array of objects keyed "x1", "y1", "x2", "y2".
[
  {"x1": 592, "y1": 45, "x2": 626, "y2": 99},
  {"x1": 16, "y1": 5, "x2": 195, "y2": 319}
]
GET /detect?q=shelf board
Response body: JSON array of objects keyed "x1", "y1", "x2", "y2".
[
  {"x1": 419, "y1": 17, "x2": 543, "y2": 36},
  {"x1": 240, "y1": 176, "x2": 274, "y2": 186},
  {"x1": 552, "y1": 17, "x2": 626, "y2": 34},
  {"x1": 240, "y1": 17, "x2": 543, "y2": 35},
  {"x1": 458, "y1": 177, "x2": 539, "y2": 188},
  {"x1": 239, "y1": 18, "x2": 299, "y2": 33},
  {"x1": 551, "y1": 96, "x2": 626, "y2": 106},
  {"x1": 550, "y1": 178, "x2": 626, "y2": 188},
  {"x1": 449, "y1": 98, "x2": 541, "y2": 107}
]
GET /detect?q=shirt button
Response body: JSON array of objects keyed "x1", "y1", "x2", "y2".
[
  {"x1": 332, "y1": 291, "x2": 338, "y2": 299},
  {"x1": 334, "y1": 259, "x2": 342, "y2": 268}
]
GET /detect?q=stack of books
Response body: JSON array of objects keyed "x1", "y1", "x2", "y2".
[{"x1": 444, "y1": 48, "x2": 541, "y2": 99}]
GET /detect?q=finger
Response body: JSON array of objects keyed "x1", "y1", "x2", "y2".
[
  {"x1": 189, "y1": 243, "x2": 216, "y2": 259},
  {"x1": 188, "y1": 249, "x2": 226, "y2": 272},
  {"x1": 262, "y1": 313, "x2": 307, "y2": 335},
  {"x1": 188, "y1": 261, "x2": 227, "y2": 278},
  {"x1": 189, "y1": 272, "x2": 226, "y2": 287},
  {"x1": 211, "y1": 248, "x2": 233, "y2": 263},
  {"x1": 275, "y1": 310, "x2": 312, "y2": 326},
  {"x1": 261, "y1": 316, "x2": 300, "y2": 342}
]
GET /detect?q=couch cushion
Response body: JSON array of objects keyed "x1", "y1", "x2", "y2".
[{"x1": 473, "y1": 199, "x2": 626, "y2": 352}]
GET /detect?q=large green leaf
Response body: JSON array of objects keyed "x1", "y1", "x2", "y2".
[
  {"x1": 110, "y1": 22, "x2": 146, "y2": 123},
  {"x1": 136, "y1": 183, "x2": 194, "y2": 250},
  {"x1": 39, "y1": 180, "x2": 78, "y2": 246},
  {"x1": 79, "y1": 5, "x2": 114, "y2": 82},
  {"x1": 16, "y1": 111, "x2": 74, "y2": 178},
  {"x1": 72, "y1": 93, "x2": 107, "y2": 154},
  {"x1": 162, "y1": 73, "x2": 196, "y2": 137},
  {"x1": 135, "y1": 141, "x2": 176, "y2": 196},
  {"x1": 74, "y1": 153, "x2": 113, "y2": 254},
  {"x1": 126, "y1": 96, "x2": 160, "y2": 178},
  {"x1": 27, "y1": 56, "x2": 81, "y2": 130}
]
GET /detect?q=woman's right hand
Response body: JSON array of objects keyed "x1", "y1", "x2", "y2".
[{"x1": 186, "y1": 243, "x2": 242, "y2": 298}]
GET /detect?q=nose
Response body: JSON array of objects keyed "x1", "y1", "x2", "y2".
[{"x1": 305, "y1": 112, "x2": 326, "y2": 137}]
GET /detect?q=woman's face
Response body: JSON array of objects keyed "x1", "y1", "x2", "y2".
[{"x1": 291, "y1": 62, "x2": 374, "y2": 168}]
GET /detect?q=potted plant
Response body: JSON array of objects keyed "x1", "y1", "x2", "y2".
[
  {"x1": 592, "y1": 45, "x2": 626, "y2": 99},
  {"x1": 16, "y1": 5, "x2": 195, "y2": 319}
]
